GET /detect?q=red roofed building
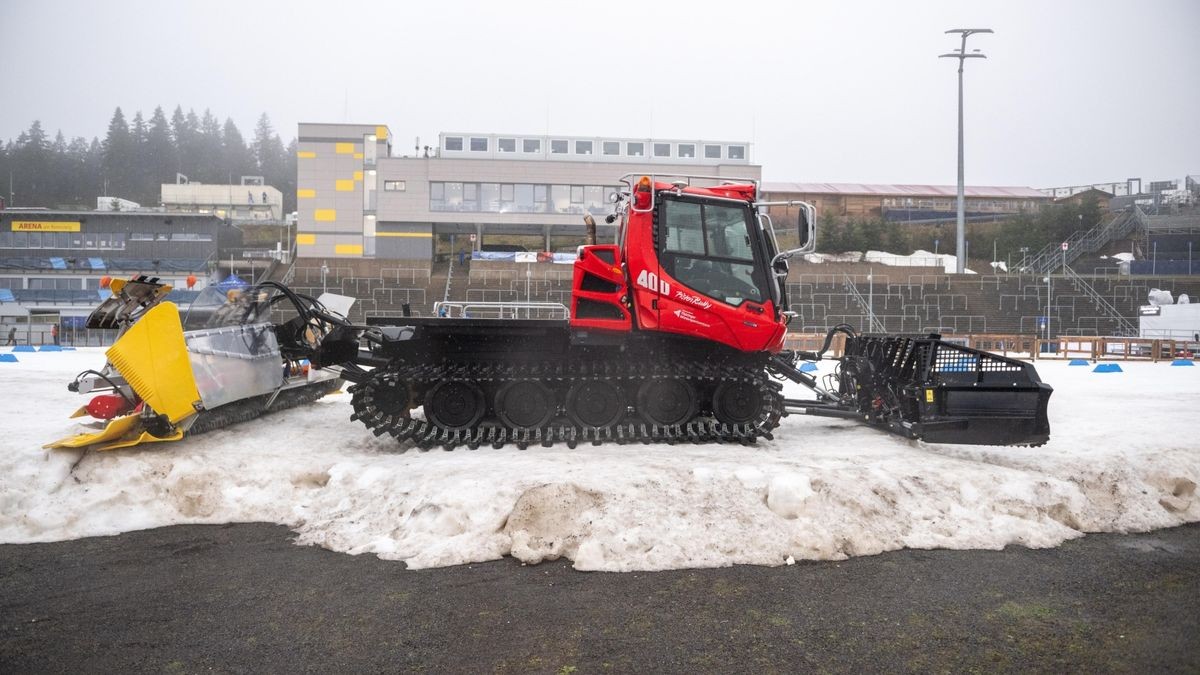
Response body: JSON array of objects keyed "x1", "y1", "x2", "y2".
[{"x1": 761, "y1": 182, "x2": 1050, "y2": 223}]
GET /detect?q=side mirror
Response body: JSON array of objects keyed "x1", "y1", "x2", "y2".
[{"x1": 797, "y1": 203, "x2": 815, "y2": 250}]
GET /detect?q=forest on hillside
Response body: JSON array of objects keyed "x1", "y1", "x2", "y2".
[{"x1": 0, "y1": 106, "x2": 297, "y2": 214}]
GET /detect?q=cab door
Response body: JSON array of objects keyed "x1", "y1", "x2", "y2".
[{"x1": 653, "y1": 195, "x2": 780, "y2": 352}]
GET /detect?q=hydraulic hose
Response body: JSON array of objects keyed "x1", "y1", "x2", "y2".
[{"x1": 794, "y1": 323, "x2": 858, "y2": 362}]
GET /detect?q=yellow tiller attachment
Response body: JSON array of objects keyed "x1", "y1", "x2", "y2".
[{"x1": 45, "y1": 302, "x2": 202, "y2": 451}]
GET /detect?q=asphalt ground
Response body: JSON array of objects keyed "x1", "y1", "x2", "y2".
[{"x1": 1, "y1": 523, "x2": 1197, "y2": 673}]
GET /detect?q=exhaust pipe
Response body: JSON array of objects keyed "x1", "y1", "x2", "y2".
[{"x1": 583, "y1": 214, "x2": 597, "y2": 246}]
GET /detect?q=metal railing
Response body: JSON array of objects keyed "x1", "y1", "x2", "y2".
[
  {"x1": 380, "y1": 267, "x2": 432, "y2": 286},
  {"x1": 442, "y1": 257, "x2": 455, "y2": 304},
  {"x1": 1064, "y1": 265, "x2": 1137, "y2": 336},
  {"x1": 433, "y1": 301, "x2": 570, "y2": 320},
  {"x1": 1021, "y1": 210, "x2": 1137, "y2": 274},
  {"x1": 841, "y1": 273, "x2": 885, "y2": 333}
]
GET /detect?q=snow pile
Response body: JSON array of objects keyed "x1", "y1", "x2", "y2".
[
  {"x1": 1, "y1": 349, "x2": 1197, "y2": 571},
  {"x1": 862, "y1": 249, "x2": 972, "y2": 274},
  {"x1": 1148, "y1": 288, "x2": 1174, "y2": 306},
  {"x1": 801, "y1": 252, "x2": 862, "y2": 264},
  {"x1": 803, "y1": 250, "x2": 976, "y2": 274}
]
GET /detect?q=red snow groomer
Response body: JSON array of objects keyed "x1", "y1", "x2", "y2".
[
  {"x1": 343, "y1": 174, "x2": 1052, "y2": 449},
  {"x1": 51, "y1": 174, "x2": 1051, "y2": 452}
]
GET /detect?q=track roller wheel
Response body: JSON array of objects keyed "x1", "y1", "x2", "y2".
[
  {"x1": 636, "y1": 378, "x2": 697, "y2": 427},
  {"x1": 495, "y1": 380, "x2": 556, "y2": 429},
  {"x1": 711, "y1": 380, "x2": 762, "y2": 425},
  {"x1": 424, "y1": 380, "x2": 486, "y2": 430},
  {"x1": 566, "y1": 380, "x2": 625, "y2": 429},
  {"x1": 372, "y1": 378, "x2": 412, "y2": 417}
]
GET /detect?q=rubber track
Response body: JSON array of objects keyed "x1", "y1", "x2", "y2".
[
  {"x1": 186, "y1": 380, "x2": 342, "y2": 436},
  {"x1": 348, "y1": 358, "x2": 785, "y2": 451}
]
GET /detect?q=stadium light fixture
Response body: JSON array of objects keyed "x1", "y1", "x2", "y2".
[{"x1": 940, "y1": 28, "x2": 993, "y2": 275}]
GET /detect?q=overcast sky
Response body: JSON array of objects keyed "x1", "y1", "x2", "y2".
[{"x1": 2, "y1": 0, "x2": 1196, "y2": 188}]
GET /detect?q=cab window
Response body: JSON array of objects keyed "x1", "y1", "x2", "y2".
[{"x1": 660, "y1": 197, "x2": 765, "y2": 306}]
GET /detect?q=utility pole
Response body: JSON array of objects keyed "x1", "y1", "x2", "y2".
[{"x1": 941, "y1": 28, "x2": 992, "y2": 275}]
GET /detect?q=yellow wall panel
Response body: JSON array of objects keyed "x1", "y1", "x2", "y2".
[
  {"x1": 375, "y1": 126, "x2": 389, "y2": 140},
  {"x1": 335, "y1": 179, "x2": 355, "y2": 192},
  {"x1": 296, "y1": 233, "x2": 316, "y2": 245},
  {"x1": 297, "y1": 188, "x2": 316, "y2": 199},
  {"x1": 297, "y1": 151, "x2": 316, "y2": 158},
  {"x1": 335, "y1": 142, "x2": 355, "y2": 154},
  {"x1": 353, "y1": 171, "x2": 363, "y2": 181},
  {"x1": 335, "y1": 244, "x2": 363, "y2": 255},
  {"x1": 353, "y1": 153, "x2": 364, "y2": 159},
  {"x1": 314, "y1": 209, "x2": 336, "y2": 221}
]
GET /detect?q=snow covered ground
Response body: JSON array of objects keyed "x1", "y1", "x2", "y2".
[{"x1": 0, "y1": 348, "x2": 1197, "y2": 572}]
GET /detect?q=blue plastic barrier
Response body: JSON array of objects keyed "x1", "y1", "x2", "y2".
[
  {"x1": 799, "y1": 362, "x2": 819, "y2": 373},
  {"x1": 38, "y1": 345, "x2": 63, "y2": 352},
  {"x1": 1069, "y1": 359, "x2": 1089, "y2": 366},
  {"x1": 12, "y1": 345, "x2": 35, "y2": 353},
  {"x1": 1171, "y1": 359, "x2": 1195, "y2": 366},
  {"x1": 0, "y1": 354, "x2": 17, "y2": 362},
  {"x1": 1093, "y1": 363, "x2": 1123, "y2": 373},
  {"x1": 62, "y1": 346, "x2": 76, "y2": 351}
]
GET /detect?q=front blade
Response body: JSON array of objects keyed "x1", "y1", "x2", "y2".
[{"x1": 105, "y1": 302, "x2": 202, "y2": 425}]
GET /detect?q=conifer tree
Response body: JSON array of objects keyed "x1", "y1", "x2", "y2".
[{"x1": 101, "y1": 107, "x2": 132, "y2": 198}]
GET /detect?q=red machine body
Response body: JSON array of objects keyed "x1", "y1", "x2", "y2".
[{"x1": 570, "y1": 179, "x2": 787, "y2": 354}]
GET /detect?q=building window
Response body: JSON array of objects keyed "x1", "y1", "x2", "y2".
[
  {"x1": 575, "y1": 140, "x2": 593, "y2": 155},
  {"x1": 522, "y1": 139, "x2": 541, "y2": 153},
  {"x1": 653, "y1": 143, "x2": 671, "y2": 157},
  {"x1": 627, "y1": 142, "x2": 644, "y2": 156},
  {"x1": 463, "y1": 183, "x2": 478, "y2": 211},
  {"x1": 585, "y1": 186, "x2": 604, "y2": 213},
  {"x1": 445, "y1": 182, "x2": 464, "y2": 210},
  {"x1": 704, "y1": 144, "x2": 721, "y2": 159},
  {"x1": 482, "y1": 183, "x2": 500, "y2": 211},
  {"x1": 570, "y1": 186, "x2": 584, "y2": 203},
  {"x1": 430, "y1": 182, "x2": 445, "y2": 210},
  {"x1": 678, "y1": 144, "x2": 695, "y2": 158},
  {"x1": 384, "y1": 180, "x2": 406, "y2": 191},
  {"x1": 602, "y1": 141, "x2": 620, "y2": 156},
  {"x1": 469, "y1": 137, "x2": 488, "y2": 152},
  {"x1": 550, "y1": 139, "x2": 568, "y2": 154},
  {"x1": 444, "y1": 136, "x2": 464, "y2": 151},
  {"x1": 727, "y1": 145, "x2": 746, "y2": 160},
  {"x1": 551, "y1": 185, "x2": 571, "y2": 213},
  {"x1": 498, "y1": 138, "x2": 516, "y2": 153},
  {"x1": 515, "y1": 184, "x2": 534, "y2": 211}
]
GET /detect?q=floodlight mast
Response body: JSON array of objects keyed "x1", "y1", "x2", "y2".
[{"x1": 940, "y1": 28, "x2": 992, "y2": 274}]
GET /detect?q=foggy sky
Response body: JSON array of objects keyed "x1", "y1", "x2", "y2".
[{"x1": 1, "y1": 0, "x2": 1196, "y2": 188}]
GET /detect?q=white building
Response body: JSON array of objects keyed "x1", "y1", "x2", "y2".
[{"x1": 161, "y1": 178, "x2": 284, "y2": 221}]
